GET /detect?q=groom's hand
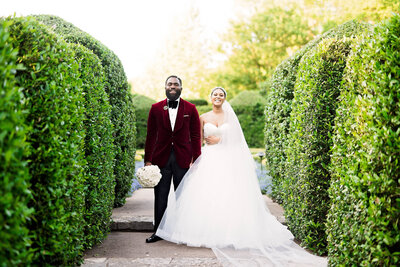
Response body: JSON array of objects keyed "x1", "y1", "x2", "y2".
[{"x1": 145, "y1": 161, "x2": 152, "y2": 166}]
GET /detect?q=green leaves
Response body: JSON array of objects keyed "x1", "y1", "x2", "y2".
[
  {"x1": 327, "y1": 14, "x2": 400, "y2": 266},
  {"x1": 34, "y1": 15, "x2": 136, "y2": 208},
  {"x1": 0, "y1": 19, "x2": 33, "y2": 266},
  {"x1": 1, "y1": 14, "x2": 136, "y2": 265},
  {"x1": 5, "y1": 16, "x2": 86, "y2": 265},
  {"x1": 215, "y1": 4, "x2": 314, "y2": 96},
  {"x1": 264, "y1": 19, "x2": 369, "y2": 255}
]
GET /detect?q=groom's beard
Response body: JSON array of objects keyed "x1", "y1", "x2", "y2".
[{"x1": 166, "y1": 89, "x2": 181, "y2": 101}]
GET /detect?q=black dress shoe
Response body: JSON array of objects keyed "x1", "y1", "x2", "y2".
[{"x1": 146, "y1": 234, "x2": 163, "y2": 243}]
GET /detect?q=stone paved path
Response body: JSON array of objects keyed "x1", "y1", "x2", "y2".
[{"x1": 82, "y1": 188, "x2": 285, "y2": 267}]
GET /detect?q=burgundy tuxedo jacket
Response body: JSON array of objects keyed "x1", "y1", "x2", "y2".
[{"x1": 144, "y1": 98, "x2": 201, "y2": 169}]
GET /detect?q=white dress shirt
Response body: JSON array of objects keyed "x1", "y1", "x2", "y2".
[{"x1": 168, "y1": 97, "x2": 180, "y2": 131}]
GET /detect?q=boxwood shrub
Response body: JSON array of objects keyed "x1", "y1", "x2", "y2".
[
  {"x1": 6, "y1": 16, "x2": 86, "y2": 265},
  {"x1": 284, "y1": 38, "x2": 353, "y2": 254},
  {"x1": 186, "y1": 98, "x2": 208, "y2": 106},
  {"x1": 327, "y1": 14, "x2": 400, "y2": 266},
  {"x1": 72, "y1": 44, "x2": 115, "y2": 248},
  {"x1": 264, "y1": 20, "x2": 369, "y2": 203},
  {"x1": 132, "y1": 94, "x2": 155, "y2": 149},
  {"x1": 35, "y1": 15, "x2": 136, "y2": 207},
  {"x1": 0, "y1": 19, "x2": 33, "y2": 266},
  {"x1": 230, "y1": 90, "x2": 267, "y2": 148}
]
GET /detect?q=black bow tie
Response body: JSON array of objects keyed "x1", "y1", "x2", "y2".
[{"x1": 168, "y1": 100, "x2": 178, "y2": 109}]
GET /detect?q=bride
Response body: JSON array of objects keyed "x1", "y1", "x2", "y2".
[{"x1": 156, "y1": 87, "x2": 327, "y2": 266}]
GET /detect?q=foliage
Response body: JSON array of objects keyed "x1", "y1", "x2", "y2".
[
  {"x1": 132, "y1": 94, "x2": 155, "y2": 149},
  {"x1": 197, "y1": 105, "x2": 213, "y2": 115},
  {"x1": 318, "y1": 0, "x2": 400, "y2": 26},
  {"x1": 212, "y1": 4, "x2": 314, "y2": 97},
  {"x1": 35, "y1": 15, "x2": 136, "y2": 207},
  {"x1": 6, "y1": 16, "x2": 86, "y2": 265},
  {"x1": 327, "y1": 14, "x2": 400, "y2": 266},
  {"x1": 230, "y1": 91, "x2": 267, "y2": 147},
  {"x1": 72, "y1": 44, "x2": 115, "y2": 249},
  {"x1": 0, "y1": 19, "x2": 33, "y2": 266},
  {"x1": 186, "y1": 98, "x2": 209, "y2": 106},
  {"x1": 284, "y1": 37, "x2": 353, "y2": 254},
  {"x1": 264, "y1": 20, "x2": 369, "y2": 203}
]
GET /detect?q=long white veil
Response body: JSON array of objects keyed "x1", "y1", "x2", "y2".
[{"x1": 213, "y1": 102, "x2": 327, "y2": 266}]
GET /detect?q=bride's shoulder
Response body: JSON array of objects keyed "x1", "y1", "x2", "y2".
[{"x1": 200, "y1": 111, "x2": 212, "y2": 120}]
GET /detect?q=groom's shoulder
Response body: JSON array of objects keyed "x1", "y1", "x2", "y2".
[{"x1": 152, "y1": 100, "x2": 166, "y2": 108}]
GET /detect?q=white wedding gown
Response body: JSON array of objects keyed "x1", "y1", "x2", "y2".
[{"x1": 156, "y1": 103, "x2": 327, "y2": 266}]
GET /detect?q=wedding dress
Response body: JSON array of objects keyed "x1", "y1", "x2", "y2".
[{"x1": 156, "y1": 102, "x2": 327, "y2": 266}]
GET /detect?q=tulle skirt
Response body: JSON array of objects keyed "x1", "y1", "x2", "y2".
[
  {"x1": 157, "y1": 143, "x2": 294, "y2": 248},
  {"x1": 156, "y1": 144, "x2": 327, "y2": 266}
]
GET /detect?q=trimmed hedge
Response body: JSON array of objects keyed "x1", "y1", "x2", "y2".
[
  {"x1": 264, "y1": 20, "x2": 370, "y2": 203},
  {"x1": 327, "y1": 14, "x2": 400, "y2": 266},
  {"x1": 132, "y1": 94, "x2": 155, "y2": 149},
  {"x1": 186, "y1": 98, "x2": 208, "y2": 106},
  {"x1": 231, "y1": 90, "x2": 267, "y2": 148},
  {"x1": 7, "y1": 16, "x2": 86, "y2": 265},
  {"x1": 35, "y1": 15, "x2": 136, "y2": 207},
  {"x1": 284, "y1": 38, "x2": 353, "y2": 254},
  {"x1": 0, "y1": 19, "x2": 32, "y2": 266},
  {"x1": 72, "y1": 44, "x2": 115, "y2": 248}
]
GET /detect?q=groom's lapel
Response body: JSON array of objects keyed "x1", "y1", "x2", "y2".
[
  {"x1": 162, "y1": 99, "x2": 172, "y2": 132},
  {"x1": 173, "y1": 99, "x2": 185, "y2": 132}
]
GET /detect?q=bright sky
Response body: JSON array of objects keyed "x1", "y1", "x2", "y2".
[{"x1": 1, "y1": 0, "x2": 237, "y2": 80}]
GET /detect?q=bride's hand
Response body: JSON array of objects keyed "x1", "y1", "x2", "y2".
[{"x1": 205, "y1": 135, "x2": 220, "y2": 145}]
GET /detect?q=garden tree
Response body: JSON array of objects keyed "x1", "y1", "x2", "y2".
[
  {"x1": 131, "y1": 5, "x2": 213, "y2": 100},
  {"x1": 212, "y1": 4, "x2": 314, "y2": 97},
  {"x1": 318, "y1": 0, "x2": 400, "y2": 24}
]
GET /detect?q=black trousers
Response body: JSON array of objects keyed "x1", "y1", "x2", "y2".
[{"x1": 154, "y1": 149, "x2": 188, "y2": 231}]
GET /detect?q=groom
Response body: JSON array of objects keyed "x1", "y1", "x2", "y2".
[{"x1": 144, "y1": 75, "x2": 202, "y2": 243}]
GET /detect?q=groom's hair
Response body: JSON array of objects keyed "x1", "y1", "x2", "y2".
[{"x1": 165, "y1": 75, "x2": 182, "y2": 87}]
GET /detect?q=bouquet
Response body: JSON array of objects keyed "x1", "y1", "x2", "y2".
[{"x1": 136, "y1": 165, "x2": 162, "y2": 187}]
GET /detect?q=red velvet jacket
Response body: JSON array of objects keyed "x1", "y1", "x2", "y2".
[{"x1": 144, "y1": 99, "x2": 201, "y2": 169}]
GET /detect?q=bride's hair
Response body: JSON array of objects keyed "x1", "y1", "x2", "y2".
[{"x1": 211, "y1": 87, "x2": 227, "y2": 97}]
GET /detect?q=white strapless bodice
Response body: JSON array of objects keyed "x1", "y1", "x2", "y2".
[{"x1": 203, "y1": 122, "x2": 227, "y2": 138}]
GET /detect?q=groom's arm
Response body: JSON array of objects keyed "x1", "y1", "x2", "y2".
[
  {"x1": 190, "y1": 106, "x2": 201, "y2": 163},
  {"x1": 144, "y1": 105, "x2": 157, "y2": 165}
]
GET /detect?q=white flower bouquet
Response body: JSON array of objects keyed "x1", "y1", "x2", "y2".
[{"x1": 136, "y1": 165, "x2": 162, "y2": 187}]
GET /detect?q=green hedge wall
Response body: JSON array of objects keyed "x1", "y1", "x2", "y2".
[
  {"x1": 327, "y1": 14, "x2": 400, "y2": 266},
  {"x1": 230, "y1": 90, "x2": 267, "y2": 148},
  {"x1": 132, "y1": 94, "x2": 155, "y2": 149},
  {"x1": 284, "y1": 38, "x2": 353, "y2": 254},
  {"x1": 7, "y1": 16, "x2": 86, "y2": 265},
  {"x1": 0, "y1": 19, "x2": 33, "y2": 266},
  {"x1": 72, "y1": 44, "x2": 115, "y2": 249},
  {"x1": 35, "y1": 15, "x2": 136, "y2": 207},
  {"x1": 264, "y1": 20, "x2": 370, "y2": 203}
]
